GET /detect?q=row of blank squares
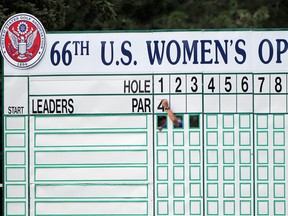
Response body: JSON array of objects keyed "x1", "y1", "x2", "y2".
[
  {"x1": 205, "y1": 114, "x2": 251, "y2": 129},
  {"x1": 176, "y1": 95, "x2": 288, "y2": 113},
  {"x1": 157, "y1": 200, "x2": 202, "y2": 215},
  {"x1": 156, "y1": 200, "x2": 285, "y2": 215},
  {"x1": 157, "y1": 191, "x2": 286, "y2": 215},
  {"x1": 157, "y1": 150, "x2": 201, "y2": 164},
  {"x1": 206, "y1": 149, "x2": 252, "y2": 164},
  {"x1": 157, "y1": 183, "x2": 202, "y2": 198},
  {"x1": 206, "y1": 131, "x2": 251, "y2": 146},
  {"x1": 206, "y1": 183, "x2": 252, "y2": 198},
  {"x1": 205, "y1": 114, "x2": 285, "y2": 130},
  {"x1": 204, "y1": 200, "x2": 286, "y2": 215},
  {"x1": 156, "y1": 148, "x2": 276, "y2": 165},
  {"x1": 157, "y1": 166, "x2": 191, "y2": 181},
  {"x1": 206, "y1": 166, "x2": 252, "y2": 181},
  {"x1": 5, "y1": 116, "x2": 27, "y2": 216},
  {"x1": 157, "y1": 131, "x2": 200, "y2": 146},
  {"x1": 157, "y1": 182, "x2": 254, "y2": 199}
]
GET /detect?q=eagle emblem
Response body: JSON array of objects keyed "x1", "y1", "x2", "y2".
[
  {"x1": 0, "y1": 13, "x2": 46, "y2": 69},
  {"x1": 8, "y1": 22, "x2": 38, "y2": 60}
]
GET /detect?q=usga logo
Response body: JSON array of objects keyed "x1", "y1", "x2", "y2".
[{"x1": 0, "y1": 13, "x2": 46, "y2": 69}]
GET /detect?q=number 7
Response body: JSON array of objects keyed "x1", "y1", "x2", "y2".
[{"x1": 258, "y1": 77, "x2": 265, "y2": 92}]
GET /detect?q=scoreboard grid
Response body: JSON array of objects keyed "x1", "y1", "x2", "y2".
[
  {"x1": 3, "y1": 74, "x2": 288, "y2": 216},
  {"x1": 2, "y1": 30, "x2": 288, "y2": 215}
]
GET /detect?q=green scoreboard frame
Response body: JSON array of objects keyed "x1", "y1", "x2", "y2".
[{"x1": 2, "y1": 29, "x2": 288, "y2": 215}]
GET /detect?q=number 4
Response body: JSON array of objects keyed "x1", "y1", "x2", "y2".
[
  {"x1": 208, "y1": 77, "x2": 215, "y2": 92},
  {"x1": 157, "y1": 100, "x2": 164, "y2": 111}
]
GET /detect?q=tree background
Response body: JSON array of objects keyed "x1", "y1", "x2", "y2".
[
  {"x1": 1, "y1": 0, "x2": 287, "y2": 32},
  {"x1": 1, "y1": 0, "x2": 288, "y2": 209}
]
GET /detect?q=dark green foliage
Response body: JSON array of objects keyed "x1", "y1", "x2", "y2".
[
  {"x1": 63, "y1": 0, "x2": 116, "y2": 30},
  {"x1": 0, "y1": 0, "x2": 287, "y2": 33},
  {"x1": 0, "y1": 0, "x2": 66, "y2": 30},
  {"x1": 108, "y1": 0, "x2": 288, "y2": 29}
]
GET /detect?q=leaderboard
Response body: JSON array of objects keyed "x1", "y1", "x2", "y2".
[
  {"x1": 6, "y1": 74, "x2": 288, "y2": 115},
  {"x1": 3, "y1": 30, "x2": 288, "y2": 216}
]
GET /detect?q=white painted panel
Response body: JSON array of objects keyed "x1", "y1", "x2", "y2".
[
  {"x1": 4, "y1": 31, "x2": 257, "y2": 76},
  {"x1": 6, "y1": 133, "x2": 25, "y2": 147},
  {"x1": 4, "y1": 77, "x2": 28, "y2": 114},
  {"x1": 6, "y1": 151, "x2": 25, "y2": 165},
  {"x1": 6, "y1": 117, "x2": 25, "y2": 130},
  {"x1": 204, "y1": 95, "x2": 220, "y2": 113},
  {"x1": 35, "y1": 115, "x2": 146, "y2": 130},
  {"x1": 36, "y1": 184, "x2": 147, "y2": 198},
  {"x1": 220, "y1": 95, "x2": 236, "y2": 113},
  {"x1": 7, "y1": 202, "x2": 25, "y2": 215},
  {"x1": 271, "y1": 95, "x2": 286, "y2": 113},
  {"x1": 35, "y1": 151, "x2": 147, "y2": 165},
  {"x1": 254, "y1": 95, "x2": 269, "y2": 113},
  {"x1": 35, "y1": 167, "x2": 147, "y2": 181},
  {"x1": 237, "y1": 95, "x2": 253, "y2": 113},
  {"x1": 30, "y1": 75, "x2": 152, "y2": 95},
  {"x1": 35, "y1": 132, "x2": 147, "y2": 147},
  {"x1": 36, "y1": 201, "x2": 147, "y2": 214},
  {"x1": 187, "y1": 94, "x2": 202, "y2": 112},
  {"x1": 170, "y1": 95, "x2": 186, "y2": 112},
  {"x1": 30, "y1": 95, "x2": 152, "y2": 114},
  {"x1": 6, "y1": 185, "x2": 26, "y2": 198},
  {"x1": 6, "y1": 168, "x2": 25, "y2": 181}
]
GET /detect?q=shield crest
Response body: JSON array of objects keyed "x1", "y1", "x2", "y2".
[{"x1": 18, "y1": 42, "x2": 27, "y2": 55}]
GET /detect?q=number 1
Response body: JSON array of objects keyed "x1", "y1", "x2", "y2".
[{"x1": 158, "y1": 77, "x2": 163, "y2": 93}]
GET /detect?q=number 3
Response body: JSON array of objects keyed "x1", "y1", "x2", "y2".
[{"x1": 191, "y1": 76, "x2": 198, "y2": 92}]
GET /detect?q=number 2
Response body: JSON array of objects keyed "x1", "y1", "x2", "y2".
[{"x1": 175, "y1": 77, "x2": 182, "y2": 92}]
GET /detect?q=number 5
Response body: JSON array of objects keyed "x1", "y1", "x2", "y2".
[{"x1": 224, "y1": 77, "x2": 232, "y2": 92}]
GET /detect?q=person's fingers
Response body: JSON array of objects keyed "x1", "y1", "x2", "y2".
[{"x1": 161, "y1": 99, "x2": 168, "y2": 107}]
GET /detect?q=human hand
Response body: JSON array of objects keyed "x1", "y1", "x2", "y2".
[{"x1": 161, "y1": 99, "x2": 169, "y2": 108}]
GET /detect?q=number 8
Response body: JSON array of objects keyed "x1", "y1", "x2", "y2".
[{"x1": 275, "y1": 77, "x2": 282, "y2": 92}]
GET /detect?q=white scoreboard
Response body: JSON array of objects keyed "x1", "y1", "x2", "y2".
[{"x1": 3, "y1": 31, "x2": 288, "y2": 216}]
